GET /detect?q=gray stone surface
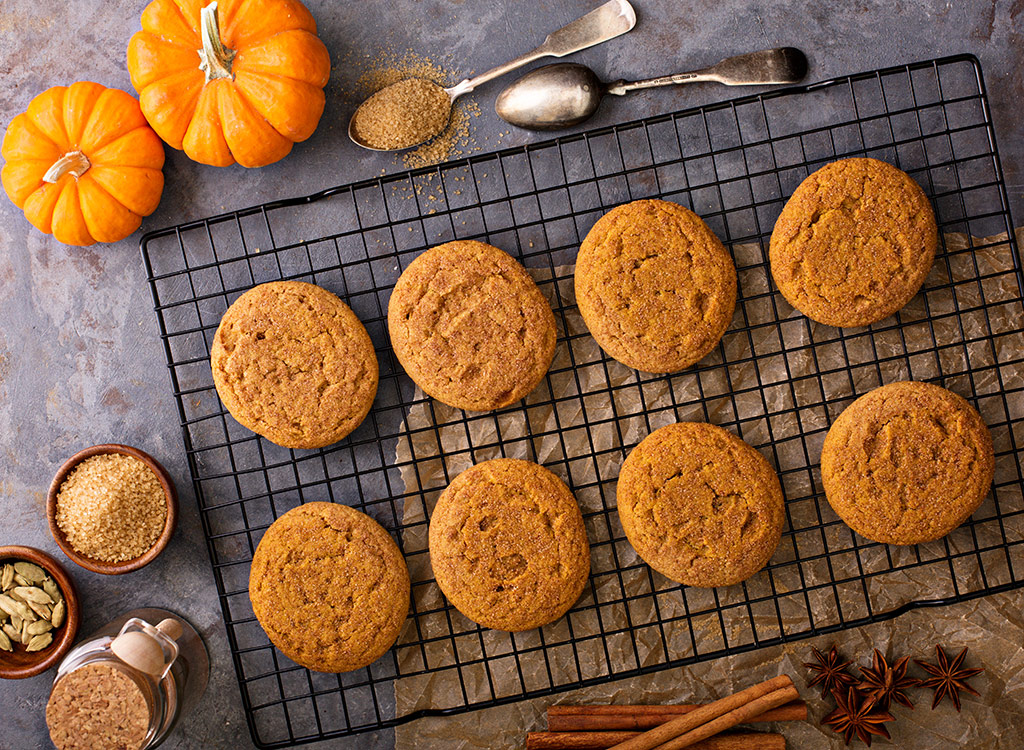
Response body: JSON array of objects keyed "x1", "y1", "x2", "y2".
[{"x1": 0, "y1": 1, "x2": 1021, "y2": 748}]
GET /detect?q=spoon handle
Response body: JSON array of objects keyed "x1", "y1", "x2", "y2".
[
  {"x1": 606, "y1": 48, "x2": 808, "y2": 95},
  {"x1": 447, "y1": 0, "x2": 636, "y2": 99}
]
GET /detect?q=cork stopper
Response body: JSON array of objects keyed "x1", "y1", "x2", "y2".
[{"x1": 111, "y1": 618, "x2": 181, "y2": 677}]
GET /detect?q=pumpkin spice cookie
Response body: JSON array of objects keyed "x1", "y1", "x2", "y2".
[
  {"x1": 617, "y1": 422, "x2": 785, "y2": 588},
  {"x1": 388, "y1": 240, "x2": 557, "y2": 411},
  {"x1": 574, "y1": 199, "x2": 737, "y2": 373},
  {"x1": 821, "y1": 381, "x2": 994, "y2": 545},
  {"x1": 769, "y1": 157, "x2": 938, "y2": 327},
  {"x1": 249, "y1": 502, "x2": 410, "y2": 673},
  {"x1": 429, "y1": 459, "x2": 590, "y2": 631},
  {"x1": 211, "y1": 281, "x2": 378, "y2": 449}
]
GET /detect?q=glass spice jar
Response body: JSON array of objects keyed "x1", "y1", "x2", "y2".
[{"x1": 46, "y1": 608, "x2": 209, "y2": 750}]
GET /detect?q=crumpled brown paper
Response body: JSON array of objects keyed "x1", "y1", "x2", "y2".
[{"x1": 392, "y1": 230, "x2": 1024, "y2": 749}]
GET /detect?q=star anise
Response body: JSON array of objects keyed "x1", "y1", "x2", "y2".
[
  {"x1": 915, "y1": 645, "x2": 984, "y2": 712},
  {"x1": 823, "y1": 686, "x2": 895, "y2": 746},
  {"x1": 805, "y1": 644, "x2": 858, "y2": 698},
  {"x1": 857, "y1": 648, "x2": 920, "y2": 710}
]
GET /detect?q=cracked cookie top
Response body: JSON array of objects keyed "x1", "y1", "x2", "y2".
[
  {"x1": 617, "y1": 422, "x2": 784, "y2": 588},
  {"x1": 769, "y1": 157, "x2": 938, "y2": 328},
  {"x1": 574, "y1": 199, "x2": 737, "y2": 373},
  {"x1": 428, "y1": 458, "x2": 590, "y2": 631},
  {"x1": 210, "y1": 281, "x2": 378, "y2": 449},
  {"x1": 249, "y1": 502, "x2": 410, "y2": 673},
  {"x1": 821, "y1": 381, "x2": 994, "y2": 545},
  {"x1": 387, "y1": 240, "x2": 557, "y2": 412}
]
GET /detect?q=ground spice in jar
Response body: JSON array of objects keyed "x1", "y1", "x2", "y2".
[
  {"x1": 55, "y1": 453, "x2": 167, "y2": 562},
  {"x1": 351, "y1": 77, "x2": 452, "y2": 150},
  {"x1": 46, "y1": 662, "x2": 150, "y2": 750}
]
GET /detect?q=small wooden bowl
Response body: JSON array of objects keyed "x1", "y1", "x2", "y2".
[
  {"x1": 0, "y1": 545, "x2": 80, "y2": 679},
  {"x1": 47, "y1": 444, "x2": 178, "y2": 575}
]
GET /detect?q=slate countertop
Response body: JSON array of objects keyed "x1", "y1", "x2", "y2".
[{"x1": 1, "y1": 1, "x2": 1021, "y2": 748}]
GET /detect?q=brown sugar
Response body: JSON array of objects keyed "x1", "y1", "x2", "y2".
[
  {"x1": 55, "y1": 453, "x2": 167, "y2": 562},
  {"x1": 351, "y1": 77, "x2": 452, "y2": 150},
  {"x1": 46, "y1": 663, "x2": 151, "y2": 750},
  {"x1": 343, "y1": 48, "x2": 482, "y2": 168}
]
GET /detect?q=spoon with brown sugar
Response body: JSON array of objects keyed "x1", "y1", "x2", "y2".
[{"x1": 348, "y1": 0, "x2": 637, "y2": 151}]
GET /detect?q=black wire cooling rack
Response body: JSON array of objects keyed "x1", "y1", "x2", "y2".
[{"x1": 142, "y1": 54, "x2": 1024, "y2": 748}]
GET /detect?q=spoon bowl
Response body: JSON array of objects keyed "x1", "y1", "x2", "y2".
[
  {"x1": 495, "y1": 64, "x2": 604, "y2": 131},
  {"x1": 347, "y1": 80, "x2": 456, "y2": 152}
]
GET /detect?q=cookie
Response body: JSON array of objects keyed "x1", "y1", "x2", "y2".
[
  {"x1": 769, "y1": 157, "x2": 938, "y2": 327},
  {"x1": 821, "y1": 381, "x2": 994, "y2": 545},
  {"x1": 616, "y1": 422, "x2": 785, "y2": 587},
  {"x1": 388, "y1": 240, "x2": 557, "y2": 412},
  {"x1": 249, "y1": 502, "x2": 410, "y2": 672},
  {"x1": 574, "y1": 199, "x2": 737, "y2": 373},
  {"x1": 428, "y1": 458, "x2": 590, "y2": 631},
  {"x1": 211, "y1": 281, "x2": 378, "y2": 449}
]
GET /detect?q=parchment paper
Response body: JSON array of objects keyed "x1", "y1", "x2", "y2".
[{"x1": 392, "y1": 230, "x2": 1024, "y2": 749}]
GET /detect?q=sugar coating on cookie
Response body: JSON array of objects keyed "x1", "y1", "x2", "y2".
[
  {"x1": 574, "y1": 199, "x2": 737, "y2": 373},
  {"x1": 388, "y1": 240, "x2": 557, "y2": 412},
  {"x1": 249, "y1": 502, "x2": 410, "y2": 673},
  {"x1": 769, "y1": 157, "x2": 938, "y2": 327},
  {"x1": 617, "y1": 422, "x2": 784, "y2": 588},
  {"x1": 821, "y1": 381, "x2": 994, "y2": 545},
  {"x1": 211, "y1": 281, "x2": 378, "y2": 450},
  {"x1": 429, "y1": 458, "x2": 590, "y2": 631}
]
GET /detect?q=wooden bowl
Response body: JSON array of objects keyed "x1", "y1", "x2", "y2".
[
  {"x1": 47, "y1": 444, "x2": 178, "y2": 575},
  {"x1": 0, "y1": 545, "x2": 80, "y2": 679}
]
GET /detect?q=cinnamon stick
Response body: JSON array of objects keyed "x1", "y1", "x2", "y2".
[
  {"x1": 526, "y1": 731, "x2": 785, "y2": 750},
  {"x1": 607, "y1": 675, "x2": 798, "y2": 750},
  {"x1": 547, "y1": 702, "x2": 806, "y2": 731}
]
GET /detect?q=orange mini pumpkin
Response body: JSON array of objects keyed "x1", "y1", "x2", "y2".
[
  {"x1": 1, "y1": 82, "x2": 166, "y2": 246},
  {"x1": 128, "y1": 0, "x2": 331, "y2": 168}
]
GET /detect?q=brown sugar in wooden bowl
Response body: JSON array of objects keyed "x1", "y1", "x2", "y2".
[
  {"x1": 46, "y1": 444, "x2": 178, "y2": 575},
  {"x1": 0, "y1": 546, "x2": 80, "y2": 679}
]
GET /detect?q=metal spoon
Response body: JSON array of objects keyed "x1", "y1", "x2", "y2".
[
  {"x1": 495, "y1": 47, "x2": 809, "y2": 131},
  {"x1": 348, "y1": 0, "x2": 637, "y2": 151}
]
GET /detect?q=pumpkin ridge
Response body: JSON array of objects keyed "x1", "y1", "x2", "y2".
[
  {"x1": 75, "y1": 175, "x2": 132, "y2": 213},
  {"x1": 232, "y1": 29, "x2": 330, "y2": 87},
  {"x1": 77, "y1": 176, "x2": 144, "y2": 243},
  {"x1": 51, "y1": 179, "x2": 97, "y2": 246},
  {"x1": 2, "y1": 114, "x2": 62, "y2": 163},
  {"x1": 80, "y1": 89, "x2": 151, "y2": 154},
  {"x1": 140, "y1": 1, "x2": 199, "y2": 48},
  {"x1": 170, "y1": 0, "x2": 204, "y2": 36},
  {"x1": 88, "y1": 127, "x2": 167, "y2": 169},
  {"x1": 140, "y1": 68, "x2": 206, "y2": 149},
  {"x1": 184, "y1": 82, "x2": 233, "y2": 166},
  {"x1": 21, "y1": 182, "x2": 64, "y2": 234},
  {"x1": 25, "y1": 87, "x2": 71, "y2": 149},
  {"x1": 61, "y1": 83, "x2": 106, "y2": 150},
  {"x1": 216, "y1": 82, "x2": 291, "y2": 167},
  {"x1": 1, "y1": 160, "x2": 52, "y2": 208},
  {"x1": 128, "y1": 32, "x2": 201, "y2": 93},
  {"x1": 137, "y1": 29, "x2": 196, "y2": 50},
  {"x1": 233, "y1": 71, "x2": 324, "y2": 141},
  {"x1": 88, "y1": 165, "x2": 165, "y2": 216},
  {"x1": 8, "y1": 114, "x2": 63, "y2": 158},
  {"x1": 224, "y1": 0, "x2": 317, "y2": 48}
]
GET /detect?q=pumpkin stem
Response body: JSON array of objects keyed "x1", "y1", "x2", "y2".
[
  {"x1": 197, "y1": 1, "x2": 235, "y2": 82},
  {"x1": 43, "y1": 151, "x2": 91, "y2": 183}
]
